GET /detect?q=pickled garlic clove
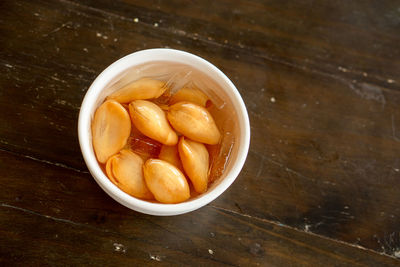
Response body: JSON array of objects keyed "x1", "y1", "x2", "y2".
[
  {"x1": 143, "y1": 159, "x2": 190, "y2": 204},
  {"x1": 129, "y1": 100, "x2": 178, "y2": 146},
  {"x1": 169, "y1": 86, "x2": 209, "y2": 107},
  {"x1": 92, "y1": 100, "x2": 131, "y2": 163},
  {"x1": 178, "y1": 137, "x2": 209, "y2": 193},
  {"x1": 108, "y1": 78, "x2": 167, "y2": 103},
  {"x1": 159, "y1": 144, "x2": 183, "y2": 171},
  {"x1": 167, "y1": 102, "x2": 221, "y2": 145},
  {"x1": 106, "y1": 149, "x2": 153, "y2": 199}
]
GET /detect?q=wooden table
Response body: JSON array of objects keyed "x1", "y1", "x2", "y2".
[{"x1": 1, "y1": 0, "x2": 399, "y2": 266}]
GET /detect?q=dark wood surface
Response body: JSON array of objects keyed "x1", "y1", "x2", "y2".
[{"x1": 1, "y1": 0, "x2": 399, "y2": 265}]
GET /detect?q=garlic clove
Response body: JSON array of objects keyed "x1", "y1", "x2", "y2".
[
  {"x1": 106, "y1": 149, "x2": 153, "y2": 199},
  {"x1": 108, "y1": 78, "x2": 167, "y2": 103},
  {"x1": 129, "y1": 100, "x2": 178, "y2": 145},
  {"x1": 178, "y1": 137, "x2": 209, "y2": 193},
  {"x1": 143, "y1": 159, "x2": 190, "y2": 204},
  {"x1": 170, "y1": 86, "x2": 209, "y2": 107},
  {"x1": 92, "y1": 100, "x2": 131, "y2": 163},
  {"x1": 167, "y1": 101, "x2": 221, "y2": 145}
]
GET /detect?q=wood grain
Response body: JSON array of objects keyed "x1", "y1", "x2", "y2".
[
  {"x1": 0, "y1": 0, "x2": 400, "y2": 264},
  {"x1": 68, "y1": 0, "x2": 400, "y2": 90},
  {"x1": 1, "y1": 150, "x2": 399, "y2": 266}
]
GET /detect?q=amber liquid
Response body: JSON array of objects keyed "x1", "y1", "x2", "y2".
[{"x1": 99, "y1": 62, "x2": 235, "y2": 201}]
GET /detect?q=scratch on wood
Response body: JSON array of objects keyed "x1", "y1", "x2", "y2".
[
  {"x1": 0, "y1": 147, "x2": 88, "y2": 174},
  {"x1": 80, "y1": 64, "x2": 96, "y2": 73},
  {"x1": 108, "y1": 16, "x2": 114, "y2": 31},
  {"x1": 1, "y1": 203, "x2": 83, "y2": 226},
  {"x1": 24, "y1": 154, "x2": 88, "y2": 174},
  {"x1": 250, "y1": 150, "x2": 317, "y2": 182},
  {"x1": 267, "y1": 157, "x2": 316, "y2": 182},
  {"x1": 51, "y1": 75, "x2": 68, "y2": 84},
  {"x1": 42, "y1": 21, "x2": 72, "y2": 37},
  {"x1": 0, "y1": 202, "x2": 142, "y2": 242},
  {"x1": 256, "y1": 156, "x2": 265, "y2": 178},
  {"x1": 347, "y1": 81, "x2": 386, "y2": 107},
  {"x1": 391, "y1": 115, "x2": 400, "y2": 142}
]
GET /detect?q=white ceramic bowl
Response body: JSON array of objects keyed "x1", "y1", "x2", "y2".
[{"x1": 78, "y1": 48, "x2": 250, "y2": 216}]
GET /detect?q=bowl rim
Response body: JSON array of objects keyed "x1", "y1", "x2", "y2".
[{"x1": 78, "y1": 48, "x2": 250, "y2": 215}]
